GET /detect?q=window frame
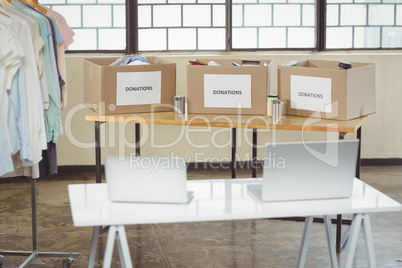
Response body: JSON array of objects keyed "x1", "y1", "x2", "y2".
[{"x1": 67, "y1": 0, "x2": 402, "y2": 54}]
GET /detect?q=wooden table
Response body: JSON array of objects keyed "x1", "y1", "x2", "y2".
[
  {"x1": 85, "y1": 111, "x2": 367, "y2": 131},
  {"x1": 85, "y1": 111, "x2": 369, "y2": 252},
  {"x1": 85, "y1": 111, "x2": 368, "y2": 178}
]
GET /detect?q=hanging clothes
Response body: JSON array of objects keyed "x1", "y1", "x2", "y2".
[
  {"x1": 11, "y1": 0, "x2": 62, "y2": 143},
  {"x1": 41, "y1": 5, "x2": 75, "y2": 110},
  {"x1": 0, "y1": 0, "x2": 74, "y2": 178}
]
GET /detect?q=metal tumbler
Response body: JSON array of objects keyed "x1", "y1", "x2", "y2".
[
  {"x1": 272, "y1": 100, "x2": 283, "y2": 120},
  {"x1": 174, "y1": 96, "x2": 185, "y2": 114}
]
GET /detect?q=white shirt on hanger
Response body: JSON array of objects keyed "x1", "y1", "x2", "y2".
[{"x1": 0, "y1": 6, "x2": 47, "y2": 178}]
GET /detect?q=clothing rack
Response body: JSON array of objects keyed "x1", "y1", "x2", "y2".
[
  {"x1": 0, "y1": 179, "x2": 79, "y2": 268},
  {"x1": 1, "y1": 1, "x2": 79, "y2": 266}
]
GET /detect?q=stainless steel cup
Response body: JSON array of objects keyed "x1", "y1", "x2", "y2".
[
  {"x1": 174, "y1": 96, "x2": 185, "y2": 114},
  {"x1": 272, "y1": 100, "x2": 283, "y2": 120}
]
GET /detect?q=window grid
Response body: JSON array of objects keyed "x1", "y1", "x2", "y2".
[
  {"x1": 42, "y1": 2, "x2": 126, "y2": 51},
  {"x1": 231, "y1": 3, "x2": 316, "y2": 50},
  {"x1": 137, "y1": 3, "x2": 226, "y2": 52},
  {"x1": 39, "y1": 1, "x2": 402, "y2": 52},
  {"x1": 326, "y1": 2, "x2": 402, "y2": 49}
]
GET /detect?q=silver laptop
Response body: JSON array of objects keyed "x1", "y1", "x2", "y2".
[
  {"x1": 105, "y1": 156, "x2": 194, "y2": 204},
  {"x1": 247, "y1": 140, "x2": 359, "y2": 202}
]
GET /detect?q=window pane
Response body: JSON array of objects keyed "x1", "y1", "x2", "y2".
[
  {"x1": 273, "y1": 5, "x2": 300, "y2": 26},
  {"x1": 139, "y1": 29, "x2": 167, "y2": 51},
  {"x1": 51, "y1": 5, "x2": 82, "y2": 27},
  {"x1": 68, "y1": 29, "x2": 97, "y2": 50},
  {"x1": 259, "y1": 28, "x2": 286, "y2": 48},
  {"x1": 355, "y1": 0, "x2": 381, "y2": 2},
  {"x1": 288, "y1": 28, "x2": 315, "y2": 47},
  {"x1": 398, "y1": 5, "x2": 402, "y2": 25},
  {"x1": 232, "y1": 28, "x2": 257, "y2": 48},
  {"x1": 327, "y1": 0, "x2": 353, "y2": 3},
  {"x1": 198, "y1": 28, "x2": 226, "y2": 50},
  {"x1": 40, "y1": 0, "x2": 65, "y2": 3},
  {"x1": 99, "y1": 29, "x2": 126, "y2": 50},
  {"x1": 326, "y1": 27, "x2": 353, "y2": 48},
  {"x1": 99, "y1": 0, "x2": 124, "y2": 3},
  {"x1": 290, "y1": 0, "x2": 314, "y2": 2},
  {"x1": 340, "y1": 5, "x2": 366, "y2": 25},
  {"x1": 139, "y1": 2, "x2": 225, "y2": 51},
  {"x1": 153, "y1": 5, "x2": 182, "y2": 27},
  {"x1": 139, "y1": 0, "x2": 166, "y2": 3},
  {"x1": 113, "y1": 5, "x2": 126, "y2": 27},
  {"x1": 183, "y1": 5, "x2": 211, "y2": 27},
  {"x1": 232, "y1": 5, "x2": 243, "y2": 27},
  {"x1": 383, "y1": 27, "x2": 402, "y2": 47},
  {"x1": 233, "y1": 0, "x2": 258, "y2": 3},
  {"x1": 244, "y1": 5, "x2": 271, "y2": 26},
  {"x1": 213, "y1": 5, "x2": 226, "y2": 27},
  {"x1": 327, "y1": 5, "x2": 339, "y2": 26},
  {"x1": 354, "y1": 27, "x2": 381, "y2": 48},
  {"x1": 169, "y1": 0, "x2": 195, "y2": 3},
  {"x1": 68, "y1": 0, "x2": 95, "y2": 3},
  {"x1": 302, "y1": 5, "x2": 315, "y2": 26},
  {"x1": 168, "y1": 29, "x2": 196, "y2": 50},
  {"x1": 138, "y1": 6, "x2": 152, "y2": 27},
  {"x1": 232, "y1": 2, "x2": 315, "y2": 49},
  {"x1": 327, "y1": 2, "x2": 402, "y2": 49},
  {"x1": 83, "y1": 6, "x2": 111, "y2": 27},
  {"x1": 369, "y1": 5, "x2": 394, "y2": 25},
  {"x1": 199, "y1": 0, "x2": 225, "y2": 3}
]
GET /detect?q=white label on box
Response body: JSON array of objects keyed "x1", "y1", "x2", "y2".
[
  {"x1": 290, "y1": 75, "x2": 332, "y2": 113},
  {"x1": 116, "y1": 71, "x2": 161, "y2": 106},
  {"x1": 204, "y1": 74, "x2": 251, "y2": 108}
]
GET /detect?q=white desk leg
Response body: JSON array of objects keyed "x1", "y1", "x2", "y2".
[
  {"x1": 345, "y1": 213, "x2": 377, "y2": 268},
  {"x1": 345, "y1": 213, "x2": 363, "y2": 268},
  {"x1": 88, "y1": 226, "x2": 101, "y2": 268},
  {"x1": 103, "y1": 225, "x2": 117, "y2": 268},
  {"x1": 297, "y1": 216, "x2": 314, "y2": 268},
  {"x1": 115, "y1": 225, "x2": 133, "y2": 268},
  {"x1": 362, "y1": 214, "x2": 376, "y2": 267},
  {"x1": 116, "y1": 230, "x2": 125, "y2": 267},
  {"x1": 102, "y1": 225, "x2": 133, "y2": 268},
  {"x1": 323, "y1": 215, "x2": 338, "y2": 268}
]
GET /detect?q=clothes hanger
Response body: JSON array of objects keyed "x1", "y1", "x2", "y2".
[
  {"x1": 0, "y1": 9, "x2": 10, "y2": 17},
  {"x1": 0, "y1": 1, "x2": 11, "y2": 17},
  {"x1": 26, "y1": 0, "x2": 47, "y2": 14}
]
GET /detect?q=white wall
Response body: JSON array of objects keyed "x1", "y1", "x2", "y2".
[{"x1": 58, "y1": 52, "x2": 402, "y2": 166}]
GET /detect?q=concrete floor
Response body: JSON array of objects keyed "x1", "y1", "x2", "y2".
[{"x1": 0, "y1": 166, "x2": 401, "y2": 268}]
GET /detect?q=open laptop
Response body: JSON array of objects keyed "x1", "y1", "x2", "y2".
[
  {"x1": 247, "y1": 140, "x2": 359, "y2": 202},
  {"x1": 105, "y1": 156, "x2": 194, "y2": 204}
]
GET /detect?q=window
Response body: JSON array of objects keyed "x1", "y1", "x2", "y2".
[
  {"x1": 41, "y1": 0, "x2": 126, "y2": 50},
  {"x1": 41, "y1": 0, "x2": 402, "y2": 52},
  {"x1": 326, "y1": 1, "x2": 402, "y2": 49},
  {"x1": 138, "y1": 1, "x2": 226, "y2": 51},
  {"x1": 232, "y1": 0, "x2": 316, "y2": 49}
]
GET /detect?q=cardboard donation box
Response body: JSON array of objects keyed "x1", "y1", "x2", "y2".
[
  {"x1": 84, "y1": 57, "x2": 176, "y2": 115},
  {"x1": 278, "y1": 60, "x2": 375, "y2": 120},
  {"x1": 187, "y1": 59, "x2": 273, "y2": 115}
]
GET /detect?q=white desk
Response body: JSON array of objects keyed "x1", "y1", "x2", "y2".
[
  {"x1": 86, "y1": 112, "x2": 368, "y2": 254},
  {"x1": 68, "y1": 178, "x2": 401, "y2": 268}
]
